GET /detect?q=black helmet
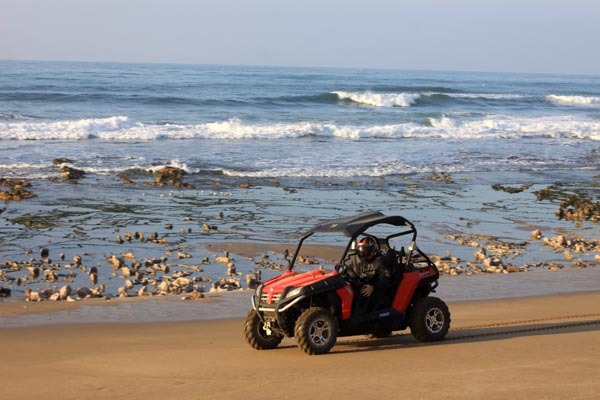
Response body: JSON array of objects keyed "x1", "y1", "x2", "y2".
[{"x1": 357, "y1": 237, "x2": 376, "y2": 260}]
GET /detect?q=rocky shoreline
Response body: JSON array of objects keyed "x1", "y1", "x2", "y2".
[
  {"x1": 436, "y1": 228, "x2": 600, "y2": 275},
  {"x1": 1, "y1": 162, "x2": 599, "y2": 304},
  {"x1": 1, "y1": 227, "x2": 598, "y2": 304}
]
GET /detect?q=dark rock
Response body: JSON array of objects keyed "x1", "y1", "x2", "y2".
[
  {"x1": 426, "y1": 172, "x2": 455, "y2": 184},
  {"x1": 60, "y1": 165, "x2": 85, "y2": 180},
  {"x1": 557, "y1": 194, "x2": 600, "y2": 222},
  {"x1": 0, "y1": 178, "x2": 36, "y2": 201},
  {"x1": 77, "y1": 287, "x2": 92, "y2": 299},
  {"x1": 117, "y1": 174, "x2": 135, "y2": 185},
  {"x1": 149, "y1": 166, "x2": 194, "y2": 188},
  {"x1": 491, "y1": 184, "x2": 530, "y2": 194},
  {"x1": 52, "y1": 158, "x2": 75, "y2": 165}
]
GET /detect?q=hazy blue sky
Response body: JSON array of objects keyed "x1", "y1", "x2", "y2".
[{"x1": 1, "y1": 0, "x2": 599, "y2": 74}]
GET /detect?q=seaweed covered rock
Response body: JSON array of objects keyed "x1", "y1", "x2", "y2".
[
  {"x1": 0, "y1": 178, "x2": 36, "y2": 201},
  {"x1": 150, "y1": 166, "x2": 194, "y2": 188},
  {"x1": 60, "y1": 165, "x2": 86, "y2": 180},
  {"x1": 556, "y1": 194, "x2": 600, "y2": 222},
  {"x1": 426, "y1": 171, "x2": 455, "y2": 184},
  {"x1": 491, "y1": 184, "x2": 530, "y2": 194}
]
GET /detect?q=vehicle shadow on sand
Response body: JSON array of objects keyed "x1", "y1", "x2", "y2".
[{"x1": 330, "y1": 319, "x2": 600, "y2": 354}]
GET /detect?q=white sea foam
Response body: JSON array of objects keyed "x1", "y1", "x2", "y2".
[
  {"x1": 0, "y1": 116, "x2": 134, "y2": 140},
  {"x1": 147, "y1": 160, "x2": 194, "y2": 174},
  {"x1": 546, "y1": 95, "x2": 600, "y2": 106},
  {"x1": 426, "y1": 115, "x2": 600, "y2": 140},
  {"x1": 222, "y1": 162, "x2": 419, "y2": 178},
  {"x1": 189, "y1": 116, "x2": 600, "y2": 141},
  {"x1": 332, "y1": 91, "x2": 421, "y2": 107},
  {"x1": 1, "y1": 115, "x2": 599, "y2": 142},
  {"x1": 332, "y1": 91, "x2": 528, "y2": 107},
  {"x1": 0, "y1": 162, "x2": 54, "y2": 179},
  {"x1": 0, "y1": 162, "x2": 46, "y2": 170}
]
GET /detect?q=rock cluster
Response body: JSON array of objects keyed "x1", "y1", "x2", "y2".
[
  {"x1": 116, "y1": 230, "x2": 169, "y2": 245},
  {"x1": 104, "y1": 251, "x2": 214, "y2": 298},
  {"x1": 0, "y1": 238, "x2": 266, "y2": 302},
  {"x1": 149, "y1": 166, "x2": 194, "y2": 188},
  {"x1": 437, "y1": 225, "x2": 600, "y2": 275},
  {"x1": 49, "y1": 158, "x2": 86, "y2": 181},
  {"x1": 491, "y1": 184, "x2": 530, "y2": 194},
  {"x1": 60, "y1": 165, "x2": 86, "y2": 180},
  {"x1": 250, "y1": 252, "x2": 292, "y2": 271},
  {"x1": 0, "y1": 178, "x2": 36, "y2": 201},
  {"x1": 426, "y1": 172, "x2": 455, "y2": 184},
  {"x1": 445, "y1": 232, "x2": 527, "y2": 259},
  {"x1": 23, "y1": 284, "x2": 106, "y2": 302},
  {"x1": 430, "y1": 252, "x2": 522, "y2": 276},
  {"x1": 532, "y1": 229, "x2": 600, "y2": 263},
  {"x1": 209, "y1": 277, "x2": 242, "y2": 292},
  {"x1": 555, "y1": 194, "x2": 600, "y2": 222},
  {"x1": 534, "y1": 186, "x2": 600, "y2": 222},
  {"x1": 1, "y1": 254, "x2": 108, "y2": 302}
]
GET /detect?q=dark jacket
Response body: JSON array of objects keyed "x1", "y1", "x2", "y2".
[{"x1": 351, "y1": 253, "x2": 390, "y2": 293}]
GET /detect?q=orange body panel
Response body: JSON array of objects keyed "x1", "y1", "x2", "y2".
[
  {"x1": 336, "y1": 285, "x2": 354, "y2": 320},
  {"x1": 391, "y1": 268, "x2": 436, "y2": 311}
]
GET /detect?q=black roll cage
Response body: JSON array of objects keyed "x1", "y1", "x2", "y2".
[{"x1": 287, "y1": 211, "x2": 419, "y2": 272}]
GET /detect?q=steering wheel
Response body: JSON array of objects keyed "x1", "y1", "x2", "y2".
[{"x1": 339, "y1": 261, "x2": 361, "y2": 284}]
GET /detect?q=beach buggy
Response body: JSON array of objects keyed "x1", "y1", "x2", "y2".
[{"x1": 244, "y1": 211, "x2": 451, "y2": 355}]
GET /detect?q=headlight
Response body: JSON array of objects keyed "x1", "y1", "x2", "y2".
[{"x1": 286, "y1": 287, "x2": 303, "y2": 298}]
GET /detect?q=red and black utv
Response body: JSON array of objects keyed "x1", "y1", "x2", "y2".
[{"x1": 244, "y1": 211, "x2": 450, "y2": 355}]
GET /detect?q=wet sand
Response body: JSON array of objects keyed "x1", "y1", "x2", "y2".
[
  {"x1": 2, "y1": 179, "x2": 598, "y2": 302},
  {"x1": 2, "y1": 291, "x2": 599, "y2": 400}
]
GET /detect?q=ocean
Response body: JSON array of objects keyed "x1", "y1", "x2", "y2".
[
  {"x1": 1, "y1": 60, "x2": 599, "y2": 303},
  {"x1": 1, "y1": 61, "x2": 599, "y2": 183}
]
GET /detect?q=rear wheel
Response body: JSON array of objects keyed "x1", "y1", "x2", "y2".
[
  {"x1": 409, "y1": 297, "x2": 450, "y2": 342},
  {"x1": 243, "y1": 309, "x2": 284, "y2": 350},
  {"x1": 295, "y1": 307, "x2": 338, "y2": 355}
]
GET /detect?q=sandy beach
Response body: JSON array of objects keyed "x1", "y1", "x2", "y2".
[
  {"x1": 1, "y1": 291, "x2": 599, "y2": 400},
  {"x1": 2, "y1": 61, "x2": 600, "y2": 400}
]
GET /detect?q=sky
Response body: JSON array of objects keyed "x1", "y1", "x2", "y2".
[{"x1": 1, "y1": 0, "x2": 599, "y2": 75}]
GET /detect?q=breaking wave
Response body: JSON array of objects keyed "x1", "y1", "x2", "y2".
[
  {"x1": 546, "y1": 94, "x2": 600, "y2": 106},
  {"x1": 332, "y1": 91, "x2": 421, "y2": 107},
  {"x1": 332, "y1": 91, "x2": 530, "y2": 107},
  {"x1": 0, "y1": 116, "x2": 134, "y2": 140},
  {"x1": 1, "y1": 115, "x2": 599, "y2": 141}
]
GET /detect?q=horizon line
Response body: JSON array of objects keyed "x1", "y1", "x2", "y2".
[{"x1": 1, "y1": 58, "x2": 598, "y2": 79}]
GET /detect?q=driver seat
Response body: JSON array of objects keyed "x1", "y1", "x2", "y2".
[
  {"x1": 384, "y1": 246, "x2": 405, "y2": 280},
  {"x1": 374, "y1": 247, "x2": 405, "y2": 309}
]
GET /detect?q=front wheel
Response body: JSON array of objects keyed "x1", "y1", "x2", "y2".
[
  {"x1": 243, "y1": 309, "x2": 283, "y2": 350},
  {"x1": 409, "y1": 297, "x2": 450, "y2": 342},
  {"x1": 295, "y1": 307, "x2": 338, "y2": 355}
]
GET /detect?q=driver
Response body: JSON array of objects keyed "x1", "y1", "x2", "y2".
[{"x1": 346, "y1": 236, "x2": 391, "y2": 314}]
